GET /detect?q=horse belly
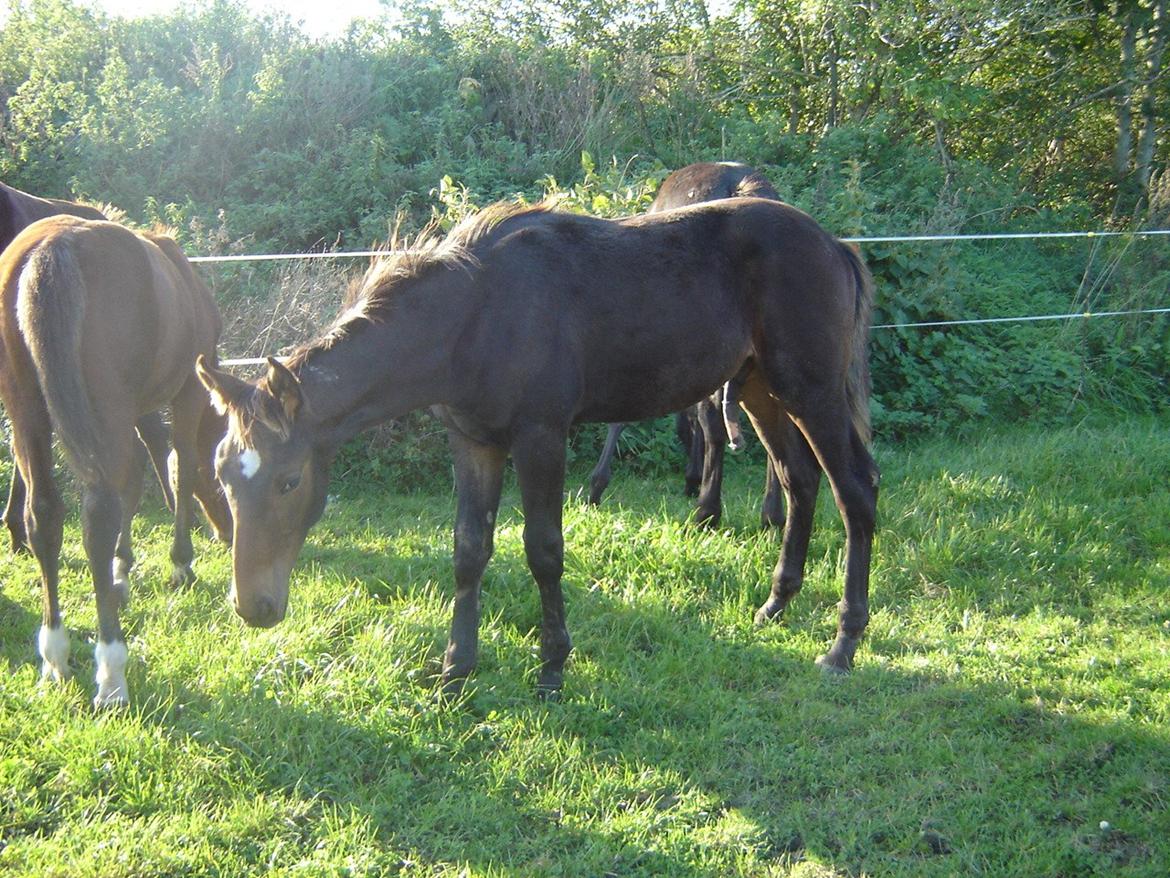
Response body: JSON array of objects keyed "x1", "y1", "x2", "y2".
[{"x1": 574, "y1": 323, "x2": 751, "y2": 424}]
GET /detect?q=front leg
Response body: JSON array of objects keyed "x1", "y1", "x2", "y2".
[
  {"x1": 511, "y1": 425, "x2": 572, "y2": 696},
  {"x1": 693, "y1": 396, "x2": 727, "y2": 527},
  {"x1": 167, "y1": 382, "x2": 209, "y2": 589},
  {"x1": 4, "y1": 465, "x2": 29, "y2": 554},
  {"x1": 587, "y1": 422, "x2": 624, "y2": 505},
  {"x1": 136, "y1": 411, "x2": 176, "y2": 513},
  {"x1": 111, "y1": 432, "x2": 150, "y2": 607},
  {"x1": 441, "y1": 428, "x2": 506, "y2": 693}
]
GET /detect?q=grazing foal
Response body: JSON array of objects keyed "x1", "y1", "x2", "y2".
[
  {"x1": 198, "y1": 198, "x2": 877, "y2": 695},
  {"x1": 0, "y1": 216, "x2": 230, "y2": 708}
]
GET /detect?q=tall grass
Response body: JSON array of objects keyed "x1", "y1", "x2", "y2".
[{"x1": 1, "y1": 416, "x2": 1167, "y2": 876}]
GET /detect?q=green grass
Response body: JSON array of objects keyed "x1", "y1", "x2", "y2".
[{"x1": 2, "y1": 415, "x2": 1169, "y2": 876}]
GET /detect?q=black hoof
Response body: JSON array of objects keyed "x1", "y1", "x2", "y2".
[{"x1": 815, "y1": 654, "x2": 852, "y2": 675}]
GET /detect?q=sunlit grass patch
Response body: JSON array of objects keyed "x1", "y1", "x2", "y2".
[{"x1": 1, "y1": 415, "x2": 1168, "y2": 876}]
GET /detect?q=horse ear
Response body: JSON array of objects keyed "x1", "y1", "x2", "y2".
[
  {"x1": 265, "y1": 357, "x2": 303, "y2": 422},
  {"x1": 196, "y1": 355, "x2": 252, "y2": 416}
]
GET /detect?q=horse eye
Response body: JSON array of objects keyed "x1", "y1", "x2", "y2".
[{"x1": 278, "y1": 475, "x2": 301, "y2": 495}]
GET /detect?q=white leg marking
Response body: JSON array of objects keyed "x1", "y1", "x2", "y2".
[
  {"x1": 112, "y1": 557, "x2": 132, "y2": 606},
  {"x1": 38, "y1": 623, "x2": 71, "y2": 682},
  {"x1": 93, "y1": 639, "x2": 130, "y2": 709},
  {"x1": 727, "y1": 425, "x2": 746, "y2": 453}
]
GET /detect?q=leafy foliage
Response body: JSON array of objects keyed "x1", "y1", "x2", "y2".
[{"x1": 0, "y1": 0, "x2": 1168, "y2": 460}]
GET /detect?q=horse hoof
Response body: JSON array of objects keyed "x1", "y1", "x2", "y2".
[
  {"x1": 760, "y1": 512, "x2": 785, "y2": 530},
  {"x1": 40, "y1": 662, "x2": 72, "y2": 684},
  {"x1": 753, "y1": 599, "x2": 786, "y2": 626},
  {"x1": 692, "y1": 509, "x2": 720, "y2": 529},
  {"x1": 438, "y1": 668, "x2": 470, "y2": 701},
  {"x1": 814, "y1": 653, "x2": 851, "y2": 675},
  {"x1": 93, "y1": 688, "x2": 130, "y2": 710},
  {"x1": 168, "y1": 565, "x2": 196, "y2": 590},
  {"x1": 535, "y1": 684, "x2": 563, "y2": 703},
  {"x1": 535, "y1": 673, "x2": 564, "y2": 702}
]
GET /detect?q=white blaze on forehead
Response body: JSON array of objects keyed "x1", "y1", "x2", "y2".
[{"x1": 239, "y1": 448, "x2": 262, "y2": 479}]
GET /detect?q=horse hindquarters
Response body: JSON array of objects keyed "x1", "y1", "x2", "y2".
[{"x1": 740, "y1": 366, "x2": 877, "y2": 670}]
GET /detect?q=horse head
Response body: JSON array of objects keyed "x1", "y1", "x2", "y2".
[{"x1": 196, "y1": 355, "x2": 332, "y2": 628}]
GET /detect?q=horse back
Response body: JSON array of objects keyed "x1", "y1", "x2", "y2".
[
  {"x1": 1, "y1": 181, "x2": 106, "y2": 253},
  {"x1": 458, "y1": 199, "x2": 860, "y2": 425},
  {"x1": 1, "y1": 216, "x2": 218, "y2": 414},
  {"x1": 650, "y1": 162, "x2": 780, "y2": 212}
]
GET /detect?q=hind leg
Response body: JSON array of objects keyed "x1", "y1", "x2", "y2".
[
  {"x1": 754, "y1": 373, "x2": 879, "y2": 671},
  {"x1": 167, "y1": 379, "x2": 212, "y2": 588},
  {"x1": 12, "y1": 419, "x2": 69, "y2": 683},
  {"x1": 511, "y1": 424, "x2": 573, "y2": 696},
  {"x1": 740, "y1": 378, "x2": 822, "y2": 624},
  {"x1": 82, "y1": 474, "x2": 131, "y2": 709},
  {"x1": 681, "y1": 408, "x2": 703, "y2": 497},
  {"x1": 805, "y1": 422, "x2": 879, "y2": 672},
  {"x1": 759, "y1": 458, "x2": 785, "y2": 529}
]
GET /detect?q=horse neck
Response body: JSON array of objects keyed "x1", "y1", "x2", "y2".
[{"x1": 292, "y1": 300, "x2": 462, "y2": 444}]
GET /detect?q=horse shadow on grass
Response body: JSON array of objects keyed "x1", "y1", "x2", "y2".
[
  {"x1": 5, "y1": 448, "x2": 1168, "y2": 875},
  {"x1": 108, "y1": 476, "x2": 1170, "y2": 878}
]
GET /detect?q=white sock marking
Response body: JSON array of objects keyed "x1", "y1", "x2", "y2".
[
  {"x1": 38, "y1": 623, "x2": 71, "y2": 682},
  {"x1": 94, "y1": 639, "x2": 129, "y2": 708}
]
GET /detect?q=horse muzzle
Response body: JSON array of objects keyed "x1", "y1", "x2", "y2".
[{"x1": 229, "y1": 579, "x2": 288, "y2": 628}]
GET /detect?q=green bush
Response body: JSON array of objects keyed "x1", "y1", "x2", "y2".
[{"x1": 1, "y1": 0, "x2": 1166, "y2": 472}]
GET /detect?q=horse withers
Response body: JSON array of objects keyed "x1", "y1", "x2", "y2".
[
  {"x1": 197, "y1": 198, "x2": 878, "y2": 696},
  {"x1": 1, "y1": 181, "x2": 179, "y2": 553},
  {"x1": 0, "y1": 215, "x2": 231, "y2": 708},
  {"x1": 587, "y1": 162, "x2": 784, "y2": 529}
]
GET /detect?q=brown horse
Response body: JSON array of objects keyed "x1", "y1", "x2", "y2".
[
  {"x1": 1, "y1": 181, "x2": 176, "y2": 552},
  {"x1": 587, "y1": 162, "x2": 784, "y2": 529},
  {"x1": 197, "y1": 198, "x2": 878, "y2": 695},
  {"x1": 0, "y1": 215, "x2": 231, "y2": 708}
]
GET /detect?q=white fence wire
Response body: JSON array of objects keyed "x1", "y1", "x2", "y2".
[{"x1": 210, "y1": 227, "x2": 1170, "y2": 367}]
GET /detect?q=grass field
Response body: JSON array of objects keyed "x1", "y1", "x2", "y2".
[{"x1": 1, "y1": 415, "x2": 1168, "y2": 877}]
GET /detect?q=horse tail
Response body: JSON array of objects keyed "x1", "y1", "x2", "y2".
[
  {"x1": 839, "y1": 240, "x2": 874, "y2": 446},
  {"x1": 16, "y1": 236, "x2": 107, "y2": 484}
]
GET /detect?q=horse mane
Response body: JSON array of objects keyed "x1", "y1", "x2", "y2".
[
  {"x1": 362, "y1": 200, "x2": 547, "y2": 306},
  {"x1": 288, "y1": 201, "x2": 551, "y2": 371}
]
